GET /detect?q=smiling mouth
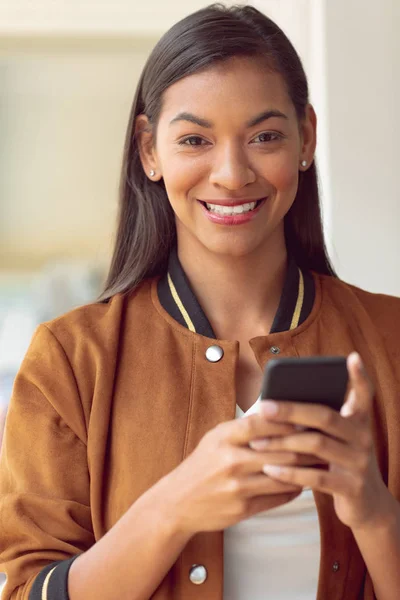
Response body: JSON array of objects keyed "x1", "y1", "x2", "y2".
[{"x1": 199, "y1": 199, "x2": 265, "y2": 215}]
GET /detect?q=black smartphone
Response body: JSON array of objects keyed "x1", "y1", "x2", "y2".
[{"x1": 260, "y1": 356, "x2": 349, "y2": 412}]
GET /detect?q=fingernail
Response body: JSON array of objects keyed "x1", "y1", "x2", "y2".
[
  {"x1": 249, "y1": 439, "x2": 270, "y2": 450},
  {"x1": 349, "y1": 352, "x2": 366, "y2": 376},
  {"x1": 260, "y1": 401, "x2": 278, "y2": 416},
  {"x1": 262, "y1": 464, "x2": 282, "y2": 476},
  {"x1": 349, "y1": 352, "x2": 362, "y2": 368},
  {"x1": 340, "y1": 402, "x2": 352, "y2": 417}
]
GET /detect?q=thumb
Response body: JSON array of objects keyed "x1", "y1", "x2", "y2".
[{"x1": 340, "y1": 352, "x2": 373, "y2": 419}]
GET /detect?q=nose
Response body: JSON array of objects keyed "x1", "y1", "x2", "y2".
[{"x1": 209, "y1": 143, "x2": 256, "y2": 190}]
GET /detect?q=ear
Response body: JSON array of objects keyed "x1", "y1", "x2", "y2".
[
  {"x1": 134, "y1": 114, "x2": 163, "y2": 181},
  {"x1": 299, "y1": 104, "x2": 317, "y2": 170}
]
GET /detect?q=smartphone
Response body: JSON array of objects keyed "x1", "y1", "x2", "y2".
[{"x1": 260, "y1": 356, "x2": 349, "y2": 412}]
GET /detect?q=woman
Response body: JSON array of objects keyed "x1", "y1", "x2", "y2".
[{"x1": 1, "y1": 4, "x2": 399, "y2": 599}]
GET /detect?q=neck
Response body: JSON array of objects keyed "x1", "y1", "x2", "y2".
[{"x1": 177, "y1": 231, "x2": 288, "y2": 339}]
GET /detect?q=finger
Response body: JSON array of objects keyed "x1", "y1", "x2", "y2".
[
  {"x1": 225, "y1": 414, "x2": 301, "y2": 446},
  {"x1": 341, "y1": 353, "x2": 374, "y2": 419},
  {"x1": 249, "y1": 439, "x2": 328, "y2": 466},
  {"x1": 244, "y1": 491, "x2": 303, "y2": 517},
  {"x1": 237, "y1": 447, "x2": 327, "y2": 474},
  {"x1": 262, "y1": 464, "x2": 354, "y2": 496},
  {"x1": 259, "y1": 399, "x2": 355, "y2": 444},
  {"x1": 259, "y1": 432, "x2": 364, "y2": 470},
  {"x1": 240, "y1": 474, "x2": 302, "y2": 498},
  {"x1": 249, "y1": 428, "x2": 307, "y2": 451}
]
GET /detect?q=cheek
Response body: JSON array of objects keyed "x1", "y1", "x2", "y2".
[
  {"x1": 264, "y1": 153, "x2": 299, "y2": 197},
  {"x1": 159, "y1": 156, "x2": 205, "y2": 210}
]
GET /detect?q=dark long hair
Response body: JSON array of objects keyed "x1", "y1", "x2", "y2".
[{"x1": 99, "y1": 3, "x2": 336, "y2": 302}]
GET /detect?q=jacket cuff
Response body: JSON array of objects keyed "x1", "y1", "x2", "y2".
[{"x1": 29, "y1": 556, "x2": 79, "y2": 600}]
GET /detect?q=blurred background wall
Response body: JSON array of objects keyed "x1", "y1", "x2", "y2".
[
  {"x1": 324, "y1": 0, "x2": 400, "y2": 296},
  {"x1": 0, "y1": 0, "x2": 399, "y2": 402}
]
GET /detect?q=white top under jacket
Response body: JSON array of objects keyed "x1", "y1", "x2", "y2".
[{"x1": 223, "y1": 398, "x2": 321, "y2": 600}]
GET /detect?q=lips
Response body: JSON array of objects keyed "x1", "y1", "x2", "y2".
[
  {"x1": 198, "y1": 198, "x2": 265, "y2": 207},
  {"x1": 198, "y1": 197, "x2": 267, "y2": 225},
  {"x1": 199, "y1": 198, "x2": 264, "y2": 214},
  {"x1": 206, "y1": 201, "x2": 259, "y2": 216}
]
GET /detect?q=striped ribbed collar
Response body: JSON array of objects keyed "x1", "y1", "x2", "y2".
[{"x1": 157, "y1": 247, "x2": 315, "y2": 338}]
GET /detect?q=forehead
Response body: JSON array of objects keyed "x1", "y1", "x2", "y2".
[{"x1": 160, "y1": 56, "x2": 295, "y2": 123}]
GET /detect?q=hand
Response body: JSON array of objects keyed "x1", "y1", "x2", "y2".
[
  {"x1": 153, "y1": 412, "x2": 322, "y2": 536},
  {"x1": 253, "y1": 352, "x2": 393, "y2": 530}
]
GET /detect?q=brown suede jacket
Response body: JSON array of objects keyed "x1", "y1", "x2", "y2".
[{"x1": 0, "y1": 259, "x2": 399, "y2": 600}]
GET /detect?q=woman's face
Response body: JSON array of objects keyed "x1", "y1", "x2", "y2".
[{"x1": 139, "y1": 56, "x2": 316, "y2": 259}]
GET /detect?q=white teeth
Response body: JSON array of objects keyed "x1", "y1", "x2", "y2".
[{"x1": 205, "y1": 201, "x2": 258, "y2": 215}]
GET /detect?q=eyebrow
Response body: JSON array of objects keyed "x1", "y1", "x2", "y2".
[
  {"x1": 169, "y1": 112, "x2": 213, "y2": 128},
  {"x1": 246, "y1": 109, "x2": 288, "y2": 128},
  {"x1": 169, "y1": 109, "x2": 288, "y2": 128}
]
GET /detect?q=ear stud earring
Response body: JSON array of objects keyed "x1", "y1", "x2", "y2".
[
  {"x1": 301, "y1": 160, "x2": 307, "y2": 168},
  {"x1": 149, "y1": 170, "x2": 156, "y2": 177}
]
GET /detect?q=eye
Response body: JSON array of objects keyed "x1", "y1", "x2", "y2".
[
  {"x1": 178, "y1": 135, "x2": 209, "y2": 147},
  {"x1": 251, "y1": 132, "x2": 283, "y2": 144}
]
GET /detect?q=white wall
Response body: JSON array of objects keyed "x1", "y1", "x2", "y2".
[
  {"x1": 323, "y1": 0, "x2": 400, "y2": 295},
  {"x1": 0, "y1": 0, "x2": 310, "y2": 39},
  {"x1": 0, "y1": 0, "x2": 211, "y2": 35}
]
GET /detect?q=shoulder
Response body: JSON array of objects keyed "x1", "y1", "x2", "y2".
[
  {"x1": 40, "y1": 278, "x2": 155, "y2": 355},
  {"x1": 316, "y1": 273, "x2": 400, "y2": 321},
  {"x1": 316, "y1": 274, "x2": 400, "y2": 358}
]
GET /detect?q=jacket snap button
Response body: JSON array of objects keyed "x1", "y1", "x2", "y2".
[
  {"x1": 205, "y1": 345, "x2": 224, "y2": 363},
  {"x1": 189, "y1": 564, "x2": 208, "y2": 584},
  {"x1": 332, "y1": 561, "x2": 340, "y2": 572},
  {"x1": 270, "y1": 346, "x2": 280, "y2": 354}
]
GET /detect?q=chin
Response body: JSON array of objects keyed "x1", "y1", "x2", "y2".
[{"x1": 199, "y1": 234, "x2": 269, "y2": 259}]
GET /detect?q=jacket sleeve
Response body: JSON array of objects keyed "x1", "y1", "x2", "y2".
[{"x1": 0, "y1": 324, "x2": 95, "y2": 599}]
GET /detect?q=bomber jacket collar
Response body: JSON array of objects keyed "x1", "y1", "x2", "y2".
[{"x1": 157, "y1": 247, "x2": 315, "y2": 337}]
